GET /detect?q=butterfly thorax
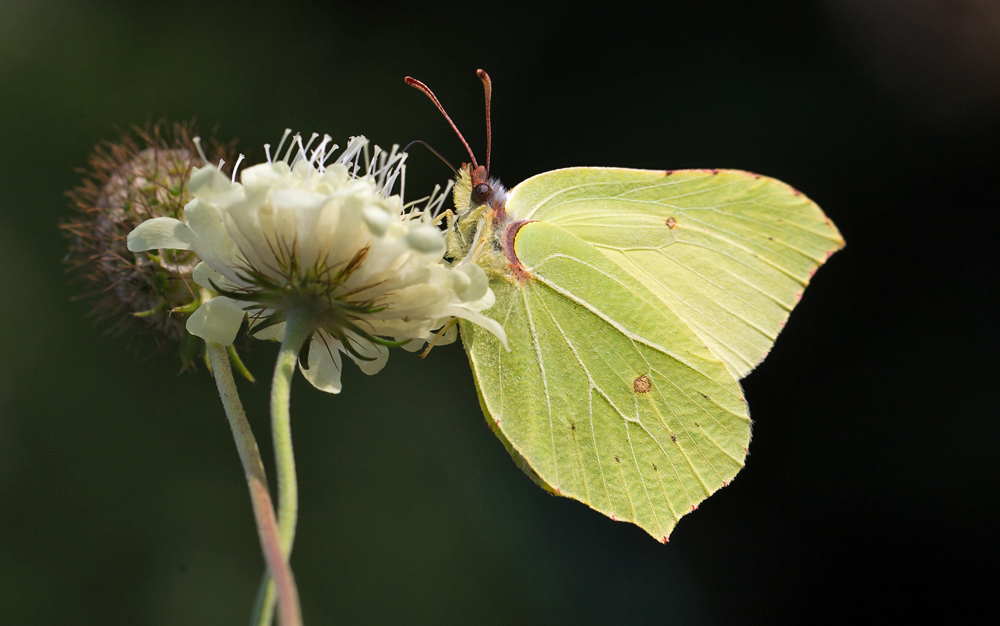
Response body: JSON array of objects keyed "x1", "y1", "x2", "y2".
[{"x1": 449, "y1": 164, "x2": 530, "y2": 282}]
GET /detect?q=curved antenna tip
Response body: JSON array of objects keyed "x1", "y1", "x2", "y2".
[
  {"x1": 405, "y1": 74, "x2": 479, "y2": 169},
  {"x1": 477, "y1": 70, "x2": 493, "y2": 175}
]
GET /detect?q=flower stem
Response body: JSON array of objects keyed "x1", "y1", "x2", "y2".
[
  {"x1": 252, "y1": 309, "x2": 313, "y2": 625},
  {"x1": 206, "y1": 342, "x2": 302, "y2": 626}
]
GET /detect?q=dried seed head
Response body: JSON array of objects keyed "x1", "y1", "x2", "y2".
[{"x1": 62, "y1": 120, "x2": 236, "y2": 367}]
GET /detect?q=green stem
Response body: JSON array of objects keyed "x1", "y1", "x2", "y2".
[
  {"x1": 251, "y1": 571, "x2": 278, "y2": 626},
  {"x1": 252, "y1": 309, "x2": 313, "y2": 626},
  {"x1": 206, "y1": 343, "x2": 302, "y2": 626}
]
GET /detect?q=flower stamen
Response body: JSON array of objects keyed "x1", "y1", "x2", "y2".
[{"x1": 231, "y1": 154, "x2": 245, "y2": 183}]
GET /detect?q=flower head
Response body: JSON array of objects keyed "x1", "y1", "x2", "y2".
[
  {"x1": 62, "y1": 121, "x2": 235, "y2": 368},
  {"x1": 127, "y1": 131, "x2": 505, "y2": 392}
]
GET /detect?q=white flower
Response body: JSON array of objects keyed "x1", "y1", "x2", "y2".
[{"x1": 127, "y1": 131, "x2": 505, "y2": 393}]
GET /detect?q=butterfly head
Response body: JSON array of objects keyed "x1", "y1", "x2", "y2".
[
  {"x1": 470, "y1": 165, "x2": 492, "y2": 204},
  {"x1": 464, "y1": 164, "x2": 508, "y2": 214}
]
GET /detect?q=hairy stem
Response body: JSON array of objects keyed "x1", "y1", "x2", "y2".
[
  {"x1": 206, "y1": 342, "x2": 302, "y2": 626},
  {"x1": 252, "y1": 310, "x2": 313, "y2": 625}
]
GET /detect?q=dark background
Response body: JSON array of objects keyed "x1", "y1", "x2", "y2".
[{"x1": 1, "y1": 0, "x2": 997, "y2": 623}]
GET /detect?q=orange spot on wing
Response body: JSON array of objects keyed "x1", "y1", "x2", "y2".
[{"x1": 633, "y1": 375, "x2": 652, "y2": 393}]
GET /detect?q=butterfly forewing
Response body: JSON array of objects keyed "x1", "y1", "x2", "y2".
[
  {"x1": 461, "y1": 221, "x2": 750, "y2": 540},
  {"x1": 506, "y1": 168, "x2": 845, "y2": 378}
]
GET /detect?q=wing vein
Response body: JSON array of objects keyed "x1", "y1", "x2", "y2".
[{"x1": 522, "y1": 284, "x2": 560, "y2": 488}]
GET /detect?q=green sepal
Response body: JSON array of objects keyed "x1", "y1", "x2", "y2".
[
  {"x1": 133, "y1": 298, "x2": 165, "y2": 318},
  {"x1": 227, "y1": 344, "x2": 256, "y2": 383},
  {"x1": 179, "y1": 332, "x2": 202, "y2": 372},
  {"x1": 366, "y1": 335, "x2": 408, "y2": 348},
  {"x1": 249, "y1": 311, "x2": 288, "y2": 338},
  {"x1": 170, "y1": 299, "x2": 201, "y2": 315},
  {"x1": 327, "y1": 328, "x2": 372, "y2": 362},
  {"x1": 208, "y1": 278, "x2": 266, "y2": 303}
]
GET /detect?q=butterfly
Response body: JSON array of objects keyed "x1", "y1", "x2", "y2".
[{"x1": 407, "y1": 71, "x2": 843, "y2": 542}]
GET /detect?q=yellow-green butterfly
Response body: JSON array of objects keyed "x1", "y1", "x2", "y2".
[{"x1": 407, "y1": 71, "x2": 843, "y2": 542}]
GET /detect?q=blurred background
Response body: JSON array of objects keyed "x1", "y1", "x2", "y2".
[{"x1": 1, "y1": 0, "x2": 998, "y2": 623}]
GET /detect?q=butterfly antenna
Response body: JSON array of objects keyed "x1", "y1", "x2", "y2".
[
  {"x1": 405, "y1": 76, "x2": 478, "y2": 169},
  {"x1": 402, "y1": 139, "x2": 458, "y2": 176},
  {"x1": 477, "y1": 69, "x2": 492, "y2": 175}
]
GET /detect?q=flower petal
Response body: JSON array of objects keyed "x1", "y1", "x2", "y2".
[
  {"x1": 240, "y1": 161, "x2": 288, "y2": 195},
  {"x1": 300, "y1": 331, "x2": 344, "y2": 393},
  {"x1": 183, "y1": 199, "x2": 244, "y2": 283},
  {"x1": 435, "y1": 323, "x2": 459, "y2": 346},
  {"x1": 362, "y1": 206, "x2": 391, "y2": 236},
  {"x1": 251, "y1": 320, "x2": 285, "y2": 341},
  {"x1": 399, "y1": 338, "x2": 425, "y2": 353},
  {"x1": 344, "y1": 333, "x2": 389, "y2": 375},
  {"x1": 405, "y1": 224, "x2": 446, "y2": 256},
  {"x1": 192, "y1": 262, "x2": 230, "y2": 291},
  {"x1": 464, "y1": 283, "x2": 496, "y2": 312},
  {"x1": 186, "y1": 296, "x2": 246, "y2": 345},
  {"x1": 447, "y1": 304, "x2": 508, "y2": 349},
  {"x1": 453, "y1": 263, "x2": 488, "y2": 302},
  {"x1": 126, "y1": 217, "x2": 194, "y2": 252},
  {"x1": 188, "y1": 165, "x2": 242, "y2": 206}
]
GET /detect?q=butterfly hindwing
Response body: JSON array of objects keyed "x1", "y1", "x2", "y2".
[
  {"x1": 506, "y1": 167, "x2": 845, "y2": 378},
  {"x1": 461, "y1": 221, "x2": 750, "y2": 541}
]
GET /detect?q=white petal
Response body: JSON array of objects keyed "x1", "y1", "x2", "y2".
[
  {"x1": 192, "y1": 262, "x2": 229, "y2": 291},
  {"x1": 405, "y1": 224, "x2": 446, "y2": 256},
  {"x1": 251, "y1": 320, "x2": 285, "y2": 341},
  {"x1": 362, "y1": 206, "x2": 391, "y2": 236},
  {"x1": 435, "y1": 323, "x2": 459, "y2": 346},
  {"x1": 451, "y1": 266, "x2": 471, "y2": 293},
  {"x1": 271, "y1": 187, "x2": 327, "y2": 211},
  {"x1": 321, "y1": 194, "x2": 366, "y2": 271},
  {"x1": 446, "y1": 305, "x2": 508, "y2": 349},
  {"x1": 465, "y1": 284, "x2": 496, "y2": 312},
  {"x1": 347, "y1": 236, "x2": 409, "y2": 288},
  {"x1": 319, "y1": 163, "x2": 350, "y2": 187},
  {"x1": 399, "y1": 338, "x2": 426, "y2": 353},
  {"x1": 188, "y1": 165, "x2": 242, "y2": 205},
  {"x1": 223, "y1": 204, "x2": 282, "y2": 280},
  {"x1": 300, "y1": 332, "x2": 344, "y2": 394},
  {"x1": 127, "y1": 217, "x2": 194, "y2": 252},
  {"x1": 453, "y1": 263, "x2": 488, "y2": 302},
  {"x1": 344, "y1": 334, "x2": 389, "y2": 375},
  {"x1": 186, "y1": 296, "x2": 246, "y2": 345},
  {"x1": 184, "y1": 199, "x2": 240, "y2": 264},
  {"x1": 240, "y1": 162, "x2": 286, "y2": 194}
]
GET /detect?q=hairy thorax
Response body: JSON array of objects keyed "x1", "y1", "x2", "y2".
[{"x1": 448, "y1": 164, "x2": 531, "y2": 283}]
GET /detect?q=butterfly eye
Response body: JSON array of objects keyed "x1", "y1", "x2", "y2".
[{"x1": 471, "y1": 182, "x2": 491, "y2": 204}]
